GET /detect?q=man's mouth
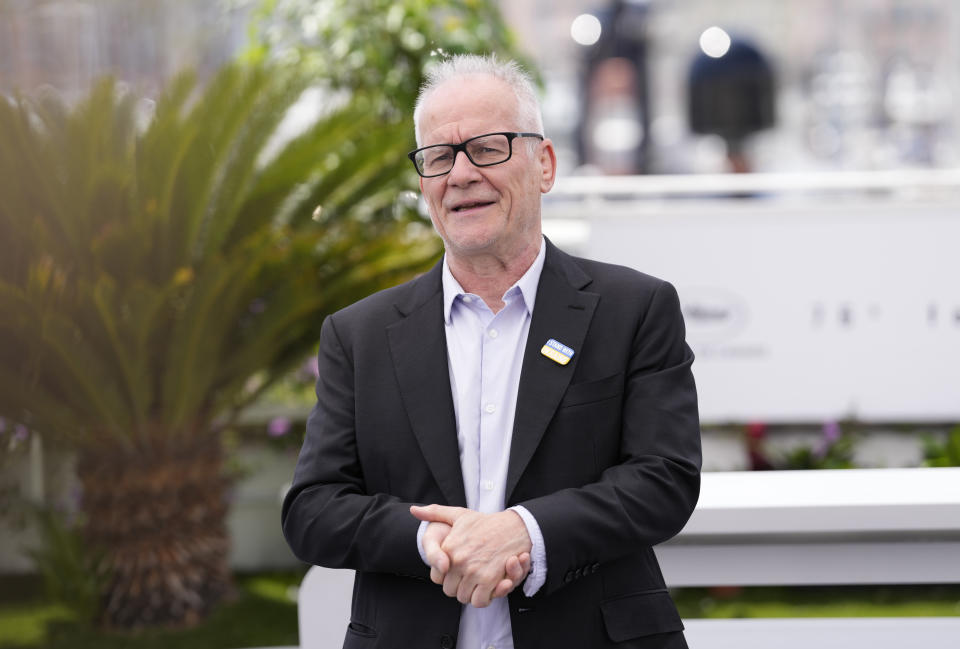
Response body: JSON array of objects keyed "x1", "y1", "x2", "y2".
[{"x1": 451, "y1": 200, "x2": 495, "y2": 213}]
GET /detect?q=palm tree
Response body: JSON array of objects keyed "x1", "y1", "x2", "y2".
[{"x1": 0, "y1": 63, "x2": 438, "y2": 629}]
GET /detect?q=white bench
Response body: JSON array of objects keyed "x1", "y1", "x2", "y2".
[
  {"x1": 656, "y1": 467, "x2": 960, "y2": 586},
  {"x1": 296, "y1": 467, "x2": 960, "y2": 649}
]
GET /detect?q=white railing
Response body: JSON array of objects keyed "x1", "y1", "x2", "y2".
[
  {"x1": 657, "y1": 467, "x2": 960, "y2": 586},
  {"x1": 547, "y1": 168, "x2": 960, "y2": 200},
  {"x1": 682, "y1": 617, "x2": 960, "y2": 649}
]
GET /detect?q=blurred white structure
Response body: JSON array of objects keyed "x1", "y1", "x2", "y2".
[
  {"x1": 657, "y1": 467, "x2": 960, "y2": 586},
  {"x1": 503, "y1": 0, "x2": 960, "y2": 176},
  {"x1": 544, "y1": 169, "x2": 960, "y2": 424},
  {"x1": 296, "y1": 566, "x2": 353, "y2": 649}
]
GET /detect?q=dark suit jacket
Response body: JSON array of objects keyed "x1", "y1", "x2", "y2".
[{"x1": 282, "y1": 239, "x2": 701, "y2": 649}]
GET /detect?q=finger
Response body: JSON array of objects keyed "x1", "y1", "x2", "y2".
[
  {"x1": 410, "y1": 504, "x2": 463, "y2": 525},
  {"x1": 505, "y1": 553, "x2": 531, "y2": 582},
  {"x1": 491, "y1": 576, "x2": 515, "y2": 600},
  {"x1": 504, "y1": 555, "x2": 523, "y2": 583},
  {"x1": 457, "y1": 582, "x2": 474, "y2": 605},
  {"x1": 457, "y1": 575, "x2": 482, "y2": 606},
  {"x1": 422, "y1": 531, "x2": 448, "y2": 564},
  {"x1": 442, "y1": 571, "x2": 462, "y2": 599},
  {"x1": 433, "y1": 549, "x2": 449, "y2": 574},
  {"x1": 425, "y1": 552, "x2": 449, "y2": 584},
  {"x1": 421, "y1": 528, "x2": 449, "y2": 572},
  {"x1": 494, "y1": 553, "x2": 532, "y2": 599},
  {"x1": 518, "y1": 552, "x2": 531, "y2": 574},
  {"x1": 471, "y1": 583, "x2": 495, "y2": 609}
]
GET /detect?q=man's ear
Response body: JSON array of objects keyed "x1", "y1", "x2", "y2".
[{"x1": 539, "y1": 139, "x2": 558, "y2": 193}]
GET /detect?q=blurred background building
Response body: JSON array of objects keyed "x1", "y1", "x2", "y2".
[
  {"x1": 2, "y1": 0, "x2": 958, "y2": 176},
  {"x1": 502, "y1": 0, "x2": 960, "y2": 176},
  {"x1": 0, "y1": 0, "x2": 247, "y2": 100}
]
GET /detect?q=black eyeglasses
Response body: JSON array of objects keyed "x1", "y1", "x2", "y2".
[{"x1": 408, "y1": 132, "x2": 544, "y2": 178}]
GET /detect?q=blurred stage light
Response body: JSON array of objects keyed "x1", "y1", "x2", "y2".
[
  {"x1": 699, "y1": 26, "x2": 731, "y2": 58},
  {"x1": 571, "y1": 14, "x2": 602, "y2": 46}
]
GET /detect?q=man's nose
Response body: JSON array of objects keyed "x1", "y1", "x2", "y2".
[{"x1": 446, "y1": 150, "x2": 481, "y2": 185}]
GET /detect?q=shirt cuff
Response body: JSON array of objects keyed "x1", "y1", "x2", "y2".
[
  {"x1": 509, "y1": 505, "x2": 547, "y2": 596},
  {"x1": 416, "y1": 519, "x2": 430, "y2": 565}
]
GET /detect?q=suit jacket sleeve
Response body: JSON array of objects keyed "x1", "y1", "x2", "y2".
[
  {"x1": 280, "y1": 314, "x2": 428, "y2": 578},
  {"x1": 517, "y1": 279, "x2": 701, "y2": 596}
]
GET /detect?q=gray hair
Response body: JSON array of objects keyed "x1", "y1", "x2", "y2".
[{"x1": 413, "y1": 54, "x2": 544, "y2": 146}]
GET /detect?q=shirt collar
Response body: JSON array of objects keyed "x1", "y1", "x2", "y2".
[{"x1": 441, "y1": 236, "x2": 546, "y2": 324}]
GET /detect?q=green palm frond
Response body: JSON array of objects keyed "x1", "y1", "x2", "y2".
[{"x1": 0, "y1": 62, "x2": 439, "y2": 451}]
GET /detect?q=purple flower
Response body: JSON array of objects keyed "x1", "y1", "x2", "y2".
[
  {"x1": 13, "y1": 424, "x2": 29, "y2": 442},
  {"x1": 268, "y1": 417, "x2": 291, "y2": 437},
  {"x1": 823, "y1": 420, "x2": 841, "y2": 443},
  {"x1": 815, "y1": 420, "x2": 842, "y2": 458}
]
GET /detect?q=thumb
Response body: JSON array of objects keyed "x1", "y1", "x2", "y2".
[{"x1": 410, "y1": 504, "x2": 464, "y2": 525}]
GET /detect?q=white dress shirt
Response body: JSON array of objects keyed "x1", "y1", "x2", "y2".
[{"x1": 417, "y1": 239, "x2": 548, "y2": 649}]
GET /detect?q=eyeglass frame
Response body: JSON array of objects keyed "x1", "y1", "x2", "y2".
[{"x1": 407, "y1": 131, "x2": 544, "y2": 178}]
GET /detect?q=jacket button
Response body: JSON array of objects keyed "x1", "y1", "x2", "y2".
[
  {"x1": 574, "y1": 567, "x2": 583, "y2": 578},
  {"x1": 440, "y1": 634, "x2": 455, "y2": 649},
  {"x1": 563, "y1": 571, "x2": 574, "y2": 583},
  {"x1": 591, "y1": 563, "x2": 600, "y2": 573}
]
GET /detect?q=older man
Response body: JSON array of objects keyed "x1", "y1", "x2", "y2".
[{"x1": 282, "y1": 54, "x2": 701, "y2": 649}]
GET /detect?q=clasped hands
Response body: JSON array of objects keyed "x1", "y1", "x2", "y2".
[{"x1": 410, "y1": 504, "x2": 532, "y2": 609}]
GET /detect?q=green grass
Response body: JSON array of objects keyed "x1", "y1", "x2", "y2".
[
  {"x1": 673, "y1": 585, "x2": 960, "y2": 619},
  {"x1": 0, "y1": 572, "x2": 304, "y2": 649},
  {"x1": 0, "y1": 603, "x2": 74, "y2": 647}
]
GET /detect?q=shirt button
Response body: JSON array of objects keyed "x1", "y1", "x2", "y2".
[
  {"x1": 487, "y1": 645, "x2": 496, "y2": 649},
  {"x1": 462, "y1": 295, "x2": 473, "y2": 303},
  {"x1": 484, "y1": 403, "x2": 496, "y2": 414},
  {"x1": 488, "y1": 328, "x2": 499, "y2": 338},
  {"x1": 481, "y1": 480, "x2": 495, "y2": 491}
]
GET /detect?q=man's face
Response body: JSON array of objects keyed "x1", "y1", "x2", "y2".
[{"x1": 417, "y1": 75, "x2": 557, "y2": 262}]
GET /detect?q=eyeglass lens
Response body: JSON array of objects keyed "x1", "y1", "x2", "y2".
[{"x1": 416, "y1": 133, "x2": 511, "y2": 176}]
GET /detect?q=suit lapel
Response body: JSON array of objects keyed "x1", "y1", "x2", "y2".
[
  {"x1": 506, "y1": 242, "x2": 599, "y2": 503},
  {"x1": 387, "y1": 264, "x2": 467, "y2": 508}
]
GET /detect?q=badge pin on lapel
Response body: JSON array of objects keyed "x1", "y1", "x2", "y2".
[{"x1": 541, "y1": 338, "x2": 575, "y2": 366}]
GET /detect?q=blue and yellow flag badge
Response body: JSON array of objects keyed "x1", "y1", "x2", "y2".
[{"x1": 541, "y1": 338, "x2": 575, "y2": 366}]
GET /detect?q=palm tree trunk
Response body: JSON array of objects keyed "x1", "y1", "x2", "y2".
[{"x1": 77, "y1": 437, "x2": 232, "y2": 629}]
